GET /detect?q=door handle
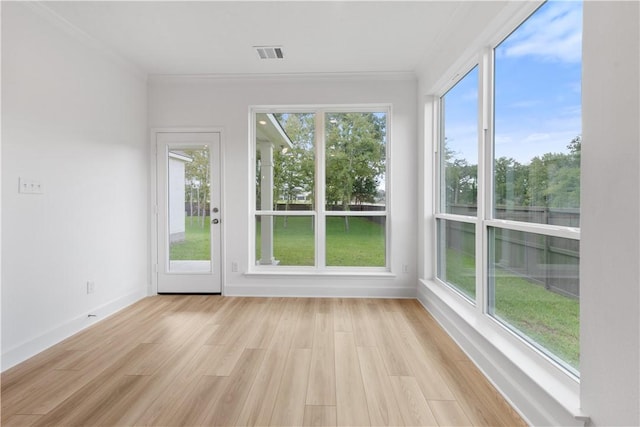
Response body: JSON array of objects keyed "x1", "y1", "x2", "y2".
[{"x1": 212, "y1": 219, "x2": 219, "y2": 224}]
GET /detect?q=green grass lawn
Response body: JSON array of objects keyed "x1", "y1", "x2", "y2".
[
  {"x1": 257, "y1": 216, "x2": 315, "y2": 265},
  {"x1": 444, "y1": 249, "x2": 579, "y2": 369},
  {"x1": 170, "y1": 216, "x2": 211, "y2": 260},
  {"x1": 441, "y1": 247, "x2": 476, "y2": 299},
  {"x1": 256, "y1": 216, "x2": 385, "y2": 266},
  {"x1": 173, "y1": 215, "x2": 385, "y2": 267},
  {"x1": 325, "y1": 217, "x2": 385, "y2": 266}
]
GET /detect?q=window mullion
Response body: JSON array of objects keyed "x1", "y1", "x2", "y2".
[
  {"x1": 484, "y1": 47, "x2": 495, "y2": 223},
  {"x1": 480, "y1": 46, "x2": 495, "y2": 315},
  {"x1": 476, "y1": 49, "x2": 487, "y2": 314},
  {"x1": 316, "y1": 112, "x2": 326, "y2": 269}
]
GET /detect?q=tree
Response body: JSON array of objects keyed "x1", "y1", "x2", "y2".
[
  {"x1": 273, "y1": 113, "x2": 315, "y2": 208},
  {"x1": 183, "y1": 148, "x2": 210, "y2": 228},
  {"x1": 540, "y1": 136, "x2": 581, "y2": 209},
  {"x1": 443, "y1": 134, "x2": 581, "y2": 219},
  {"x1": 272, "y1": 113, "x2": 315, "y2": 227},
  {"x1": 441, "y1": 140, "x2": 478, "y2": 212},
  {"x1": 325, "y1": 112, "x2": 386, "y2": 231},
  {"x1": 493, "y1": 156, "x2": 532, "y2": 216}
]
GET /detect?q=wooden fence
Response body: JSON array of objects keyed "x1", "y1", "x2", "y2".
[{"x1": 445, "y1": 205, "x2": 579, "y2": 299}]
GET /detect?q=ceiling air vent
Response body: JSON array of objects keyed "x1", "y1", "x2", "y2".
[{"x1": 254, "y1": 46, "x2": 284, "y2": 60}]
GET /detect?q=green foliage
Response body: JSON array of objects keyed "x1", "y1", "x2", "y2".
[
  {"x1": 442, "y1": 142, "x2": 478, "y2": 207},
  {"x1": 182, "y1": 148, "x2": 210, "y2": 227},
  {"x1": 444, "y1": 135, "x2": 581, "y2": 210},
  {"x1": 266, "y1": 112, "x2": 386, "y2": 232},
  {"x1": 272, "y1": 113, "x2": 315, "y2": 207},
  {"x1": 325, "y1": 112, "x2": 386, "y2": 207},
  {"x1": 494, "y1": 156, "x2": 529, "y2": 207}
]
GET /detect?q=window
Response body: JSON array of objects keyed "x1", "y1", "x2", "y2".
[
  {"x1": 437, "y1": 67, "x2": 479, "y2": 299},
  {"x1": 490, "y1": 0, "x2": 582, "y2": 374},
  {"x1": 253, "y1": 108, "x2": 389, "y2": 270},
  {"x1": 255, "y1": 112, "x2": 315, "y2": 267},
  {"x1": 436, "y1": 218, "x2": 476, "y2": 299},
  {"x1": 435, "y1": 0, "x2": 582, "y2": 375}
]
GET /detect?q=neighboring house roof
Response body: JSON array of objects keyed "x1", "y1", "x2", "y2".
[{"x1": 168, "y1": 151, "x2": 193, "y2": 163}]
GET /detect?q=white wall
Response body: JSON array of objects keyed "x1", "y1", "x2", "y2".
[
  {"x1": 149, "y1": 75, "x2": 418, "y2": 297},
  {"x1": 580, "y1": 2, "x2": 640, "y2": 425},
  {"x1": 1, "y1": 3, "x2": 149, "y2": 370},
  {"x1": 417, "y1": 1, "x2": 640, "y2": 426}
]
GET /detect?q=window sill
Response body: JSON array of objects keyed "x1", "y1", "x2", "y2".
[
  {"x1": 418, "y1": 278, "x2": 589, "y2": 426},
  {"x1": 245, "y1": 269, "x2": 395, "y2": 278}
]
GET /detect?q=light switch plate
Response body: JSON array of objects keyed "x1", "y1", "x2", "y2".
[{"x1": 19, "y1": 177, "x2": 43, "y2": 194}]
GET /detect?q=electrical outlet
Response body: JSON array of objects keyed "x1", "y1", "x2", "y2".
[
  {"x1": 231, "y1": 262, "x2": 239, "y2": 272},
  {"x1": 87, "y1": 281, "x2": 95, "y2": 294},
  {"x1": 402, "y1": 264, "x2": 409, "y2": 274}
]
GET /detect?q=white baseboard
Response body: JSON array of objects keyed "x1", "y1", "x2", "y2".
[
  {"x1": 224, "y1": 283, "x2": 416, "y2": 298},
  {"x1": 2, "y1": 289, "x2": 147, "y2": 371},
  {"x1": 417, "y1": 279, "x2": 588, "y2": 427}
]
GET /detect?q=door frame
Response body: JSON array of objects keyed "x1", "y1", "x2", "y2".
[{"x1": 150, "y1": 127, "x2": 226, "y2": 295}]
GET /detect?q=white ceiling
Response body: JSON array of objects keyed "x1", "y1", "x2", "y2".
[{"x1": 43, "y1": 1, "x2": 509, "y2": 76}]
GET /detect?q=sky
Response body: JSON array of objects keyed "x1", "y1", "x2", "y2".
[{"x1": 444, "y1": 0, "x2": 583, "y2": 166}]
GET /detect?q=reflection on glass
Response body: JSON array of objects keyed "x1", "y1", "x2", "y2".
[
  {"x1": 256, "y1": 113, "x2": 315, "y2": 211},
  {"x1": 325, "y1": 216, "x2": 385, "y2": 267},
  {"x1": 168, "y1": 146, "x2": 211, "y2": 273},
  {"x1": 436, "y1": 219, "x2": 476, "y2": 299},
  {"x1": 256, "y1": 215, "x2": 314, "y2": 266},
  {"x1": 488, "y1": 227, "x2": 580, "y2": 372},
  {"x1": 325, "y1": 112, "x2": 386, "y2": 210},
  {"x1": 493, "y1": 1, "x2": 582, "y2": 225},
  {"x1": 441, "y1": 66, "x2": 478, "y2": 214}
]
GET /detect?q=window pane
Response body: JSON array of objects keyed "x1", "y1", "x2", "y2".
[
  {"x1": 256, "y1": 215, "x2": 314, "y2": 266},
  {"x1": 488, "y1": 227, "x2": 579, "y2": 372},
  {"x1": 325, "y1": 112, "x2": 387, "y2": 210},
  {"x1": 436, "y1": 219, "x2": 476, "y2": 299},
  {"x1": 256, "y1": 113, "x2": 315, "y2": 211},
  {"x1": 326, "y1": 216, "x2": 385, "y2": 267},
  {"x1": 493, "y1": 1, "x2": 582, "y2": 225},
  {"x1": 168, "y1": 146, "x2": 211, "y2": 273},
  {"x1": 441, "y1": 66, "x2": 478, "y2": 214}
]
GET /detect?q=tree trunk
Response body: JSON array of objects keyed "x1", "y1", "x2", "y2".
[
  {"x1": 343, "y1": 201, "x2": 350, "y2": 233},
  {"x1": 189, "y1": 187, "x2": 194, "y2": 225},
  {"x1": 196, "y1": 187, "x2": 202, "y2": 228},
  {"x1": 283, "y1": 199, "x2": 289, "y2": 228}
]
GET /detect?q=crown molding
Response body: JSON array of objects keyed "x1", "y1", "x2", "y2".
[
  {"x1": 23, "y1": 2, "x2": 146, "y2": 80},
  {"x1": 147, "y1": 71, "x2": 418, "y2": 83}
]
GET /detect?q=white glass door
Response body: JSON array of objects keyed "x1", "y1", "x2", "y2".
[{"x1": 156, "y1": 132, "x2": 221, "y2": 293}]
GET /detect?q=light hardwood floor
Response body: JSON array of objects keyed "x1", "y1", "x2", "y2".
[{"x1": 1, "y1": 296, "x2": 526, "y2": 426}]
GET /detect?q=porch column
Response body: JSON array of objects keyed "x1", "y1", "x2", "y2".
[{"x1": 259, "y1": 141, "x2": 278, "y2": 265}]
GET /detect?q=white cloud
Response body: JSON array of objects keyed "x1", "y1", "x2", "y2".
[
  {"x1": 524, "y1": 133, "x2": 551, "y2": 142},
  {"x1": 494, "y1": 135, "x2": 513, "y2": 146},
  {"x1": 499, "y1": 1, "x2": 582, "y2": 64},
  {"x1": 494, "y1": 104, "x2": 581, "y2": 163}
]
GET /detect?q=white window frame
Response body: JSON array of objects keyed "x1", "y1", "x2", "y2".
[
  {"x1": 432, "y1": 2, "x2": 581, "y2": 380},
  {"x1": 250, "y1": 105, "x2": 392, "y2": 274},
  {"x1": 434, "y1": 63, "x2": 481, "y2": 305}
]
